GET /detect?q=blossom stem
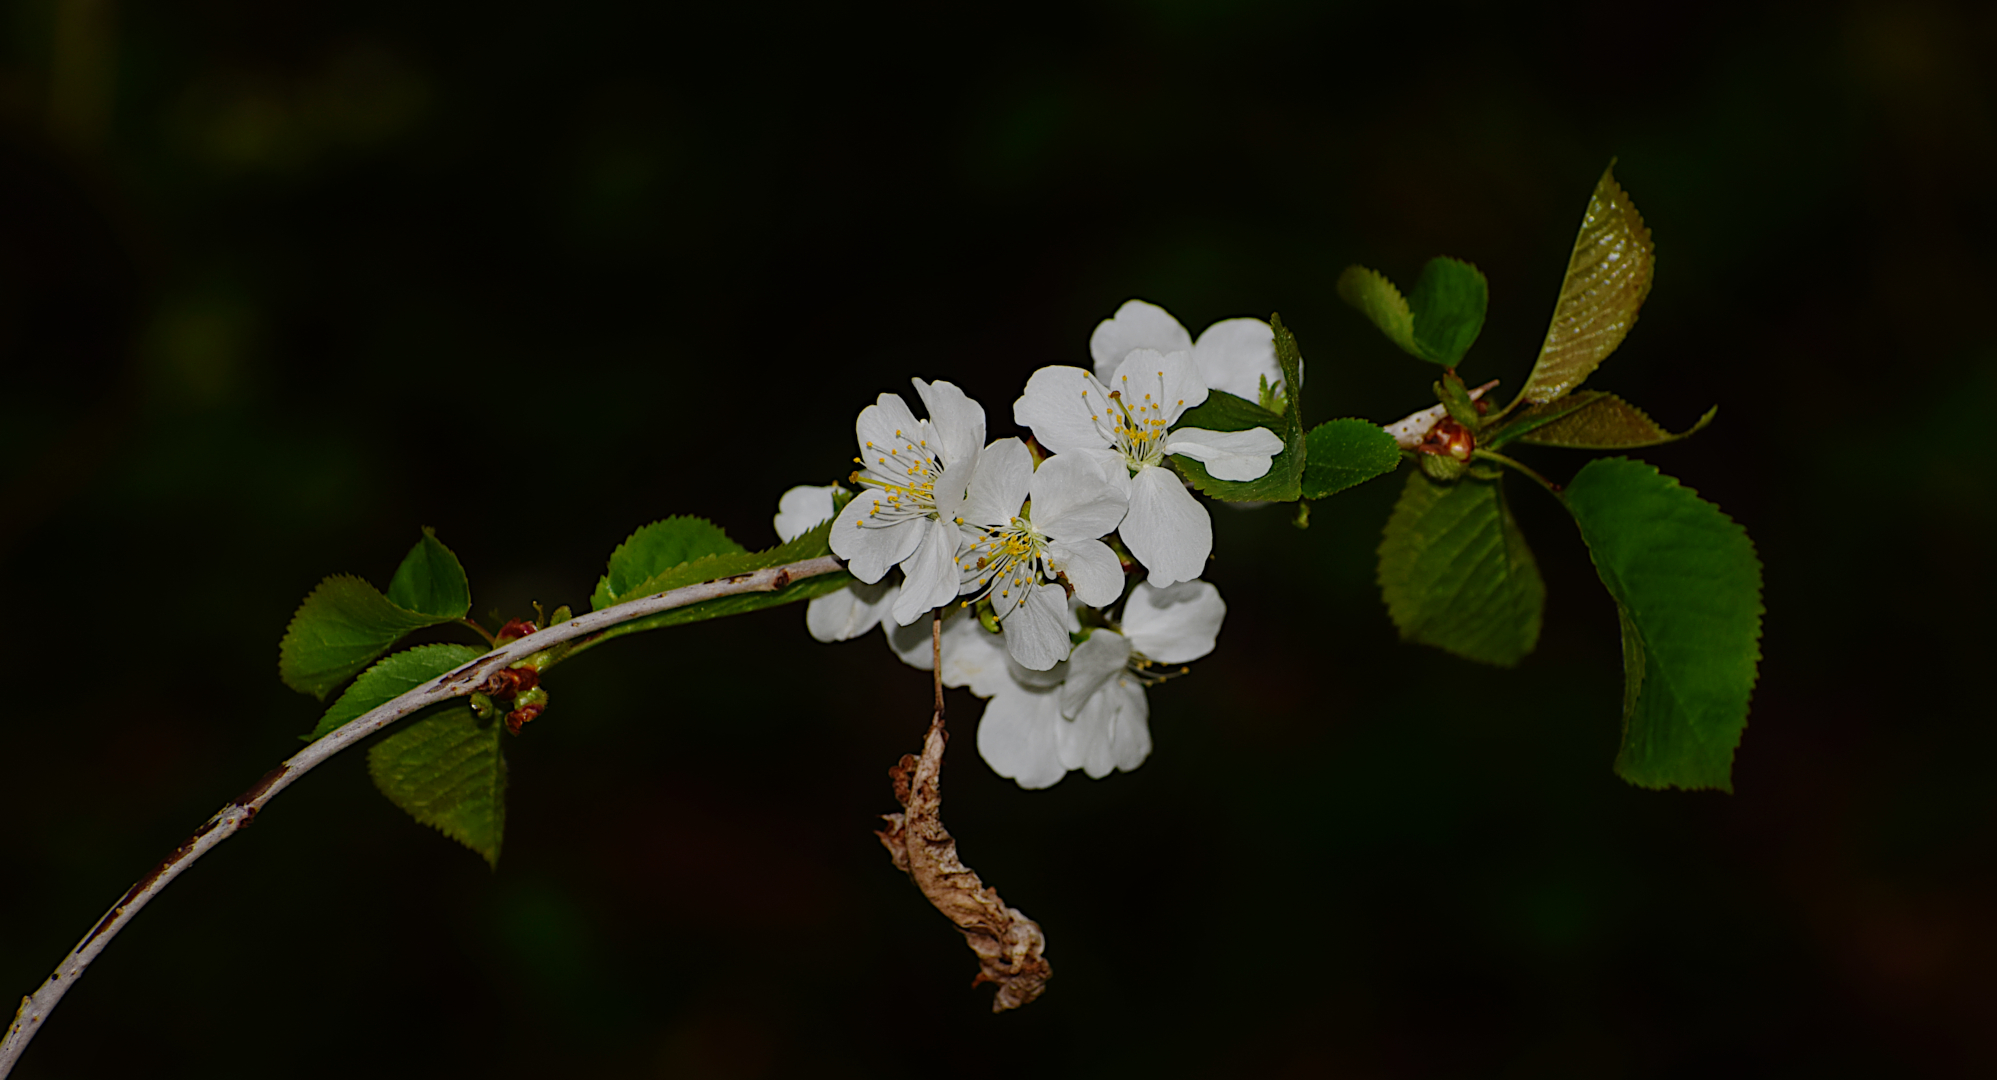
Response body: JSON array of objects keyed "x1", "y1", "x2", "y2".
[
  {"x1": 0, "y1": 554, "x2": 846, "y2": 1080},
  {"x1": 460, "y1": 617, "x2": 498, "y2": 647}
]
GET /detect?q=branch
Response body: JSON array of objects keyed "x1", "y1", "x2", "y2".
[{"x1": 0, "y1": 554, "x2": 846, "y2": 1080}]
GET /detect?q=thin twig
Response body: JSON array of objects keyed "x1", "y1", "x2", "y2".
[
  {"x1": 931, "y1": 607, "x2": 944, "y2": 719},
  {"x1": 1472, "y1": 448, "x2": 1563, "y2": 496},
  {"x1": 0, "y1": 554, "x2": 845, "y2": 1080}
]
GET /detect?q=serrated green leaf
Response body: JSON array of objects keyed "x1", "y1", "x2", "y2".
[
  {"x1": 1519, "y1": 162, "x2": 1655, "y2": 405},
  {"x1": 1563, "y1": 458, "x2": 1763, "y2": 792},
  {"x1": 587, "y1": 517, "x2": 847, "y2": 643},
  {"x1": 280, "y1": 574, "x2": 473, "y2": 701},
  {"x1": 1339, "y1": 259, "x2": 1489, "y2": 368},
  {"x1": 1338, "y1": 265, "x2": 1418, "y2": 356},
  {"x1": 1378, "y1": 471, "x2": 1544, "y2": 667},
  {"x1": 1174, "y1": 389, "x2": 1282, "y2": 434},
  {"x1": 1517, "y1": 393, "x2": 1715, "y2": 449},
  {"x1": 303, "y1": 643, "x2": 485, "y2": 742},
  {"x1": 1301, "y1": 419, "x2": 1401, "y2": 499},
  {"x1": 1408, "y1": 257, "x2": 1489, "y2": 368},
  {"x1": 1176, "y1": 314, "x2": 1307, "y2": 502},
  {"x1": 369, "y1": 704, "x2": 506, "y2": 868},
  {"x1": 385, "y1": 528, "x2": 471, "y2": 619},
  {"x1": 591, "y1": 516, "x2": 747, "y2": 610}
]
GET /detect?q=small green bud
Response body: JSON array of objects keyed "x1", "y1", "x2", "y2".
[
  {"x1": 1291, "y1": 501, "x2": 1311, "y2": 530},
  {"x1": 1436, "y1": 371, "x2": 1481, "y2": 430},
  {"x1": 975, "y1": 598, "x2": 1001, "y2": 635},
  {"x1": 547, "y1": 605, "x2": 573, "y2": 626},
  {"x1": 470, "y1": 692, "x2": 497, "y2": 720},
  {"x1": 1420, "y1": 452, "x2": 1468, "y2": 482}
]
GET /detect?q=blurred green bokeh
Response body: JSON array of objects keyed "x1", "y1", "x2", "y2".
[{"x1": 3, "y1": 1, "x2": 1993, "y2": 1076}]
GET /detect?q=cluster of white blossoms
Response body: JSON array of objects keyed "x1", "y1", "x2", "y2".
[{"x1": 775, "y1": 300, "x2": 1296, "y2": 789}]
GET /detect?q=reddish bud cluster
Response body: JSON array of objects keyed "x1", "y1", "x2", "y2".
[
  {"x1": 493, "y1": 618, "x2": 540, "y2": 645},
  {"x1": 1417, "y1": 418, "x2": 1476, "y2": 462}
]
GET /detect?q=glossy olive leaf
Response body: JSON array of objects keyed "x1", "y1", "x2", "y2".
[
  {"x1": 280, "y1": 575, "x2": 473, "y2": 701},
  {"x1": 1337, "y1": 265, "x2": 1418, "y2": 357},
  {"x1": 369, "y1": 703, "x2": 506, "y2": 868},
  {"x1": 1518, "y1": 393, "x2": 1716, "y2": 449},
  {"x1": 1518, "y1": 162, "x2": 1655, "y2": 405},
  {"x1": 588, "y1": 518, "x2": 848, "y2": 644},
  {"x1": 591, "y1": 515, "x2": 746, "y2": 610},
  {"x1": 1407, "y1": 257, "x2": 1489, "y2": 368},
  {"x1": 1563, "y1": 458, "x2": 1763, "y2": 792},
  {"x1": 303, "y1": 643, "x2": 485, "y2": 742},
  {"x1": 385, "y1": 528, "x2": 471, "y2": 619},
  {"x1": 1301, "y1": 419, "x2": 1402, "y2": 499},
  {"x1": 1378, "y1": 471, "x2": 1544, "y2": 666},
  {"x1": 1176, "y1": 314, "x2": 1307, "y2": 502}
]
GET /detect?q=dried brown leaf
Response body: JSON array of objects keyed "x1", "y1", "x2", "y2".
[{"x1": 877, "y1": 714, "x2": 1051, "y2": 1012}]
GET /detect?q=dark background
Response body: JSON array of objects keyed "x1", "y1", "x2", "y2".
[{"x1": 3, "y1": 0, "x2": 1993, "y2": 1076}]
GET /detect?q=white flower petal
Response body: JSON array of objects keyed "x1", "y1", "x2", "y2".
[
  {"x1": 774, "y1": 484, "x2": 840, "y2": 543},
  {"x1": 1191, "y1": 317, "x2": 1285, "y2": 402},
  {"x1": 1045, "y1": 538, "x2": 1124, "y2": 607},
  {"x1": 1120, "y1": 579, "x2": 1225, "y2": 663},
  {"x1": 977, "y1": 683, "x2": 1067, "y2": 789},
  {"x1": 1002, "y1": 581, "x2": 1074, "y2": 670},
  {"x1": 804, "y1": 579, "x2": 894, "y2": 642},
  {"x1": 1111, "y1": 347, "x2": 1207, "y2": 428},
  {"x1": 1059, "y1": 629, "x2": 1131, "y2": 718},
  {"x1": 1089, "y1": 299, "x2": 1192, "y2": 382},
  {"x1": 1121, "y1": 465, "x2": 1212, "y2": 587},
  {"x1": 830, "y1": 493, "x2": 926, "y2": 583},
  {"x1": 891, "y1": 518, "x2": 961, "y2": 625},
  {"x1": 961, "y1": 437, "x2": 1033, "y2": 527},
  {"x1": 1014, "y1": 365, "x2": 1114, "y2": 456},
  {"x1": 1028, "y1": 452, "x2": 1129, "y2": 542},
  {"x1": 911, "y1": 378, "x2": 987, "y2": 470},
  {"x1": 1163, "y1": 425, "x2": 1284, "y2": 482},
  {"x1": 1103, "y1": 677, "x2": 1152, "y2": 773},
  {"x1": 854, "y1": 393, "x2": 924, "y2": 467},
  {"x1": 930, "y1": 454, "x2": 976, "y2": 527}
]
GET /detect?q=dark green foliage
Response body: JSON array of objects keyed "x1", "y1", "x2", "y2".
[
  {"x1": 1338, "y1": 258, "x2": 1489, "y2": 368},
  {"x1": 279, "y1": 530, "x2": 474, "y2": 699},
  {"x1": 1515, "y1": 393, "x2": 1716, "y2": 449},
  {"x1": 1563, "y1": 458, "x2": 1764, "y2": 791},
  {"x1": 1378, "y1": 471, "x2": 1544, "y2": 667},
  {"x1": 304, "y1": 644, "x2": 486, "y2": 741},
  {"x1": 368, "y1": 704, "x2": 507, "y2": 867},
  {"x1": 1301, "y1": 419, "x2": 1402, "y2": 499}
]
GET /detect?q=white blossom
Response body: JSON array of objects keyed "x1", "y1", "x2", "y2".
[
  {"x1": 955, "y1": 439, "x2": 1127, "y2": 670},
  {"x1": 891, "y1": 581, "x2": 1227, "y2": 789},
  {"x1": 1088, "y1": 298, "x2": 1300, "y2": 408},
  {"x1": 1015, "y1": 337, "x2": 1280, "y2": 587},
  {"x1": 830, "y1": 379, "x2": 985, "y2": 627},
  {"x1": 775, "y1": 484, "x2": 895, "y2": 642}
]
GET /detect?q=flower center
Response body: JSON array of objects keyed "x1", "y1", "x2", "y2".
[
  {"x1": 958, "y1": 516, "x2": 1050, "y2": 606},
  {"x1": 850, "y1": 424, "x2": 942, "y2": 528},
  {"x1": 1080, "y1": 369, "x2": 1183, "y2": 470}
]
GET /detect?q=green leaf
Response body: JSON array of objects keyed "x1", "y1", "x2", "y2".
[
  {"x1": 369, "y1": 704, "x2": 506, "y2": 868},
  {"x1": 1562, "y1": 458, "x2": 1763, "y2": 792},
  {"x1": 1337, "y1": 265, "x2": 1417, "y2": 356},
  {"x1": 1517, "y1": 393, "x2": 1716, "y2": 449},
  {"x1": 303, "y1": 643, "x2": 485, "y2": 742},
  {"x1": 1339, "y1": 258, "x2": 1489, "y2": 368},
  {"x1": 1174, "y1": 389, "x2": 1282, "y2": 434},
  {"x1": 1378, "y1": 471, "x2": 1544, "y2": 667},
  {"x1": 280, "y1": 572, "x2": 474, "y2": 701},
  {"x1": 1518, "y1": 162, "x2": 1655, "y2": 405},
  {"x1": 1301, "y1": 419, "x2": 1401, "y2": 499},
  {"x1": 587, "y1": 517, "x2": 849, "y2": 644},
  {"x1": 591, "y1": 516, "x2": 747, "y2": 610},
  {"x1": 1407, "y1": 257, "x2": 1489, "y2": 368},
  {"x1": 386, "y1": 528, "x2": 472, "y2": 618},
  {"x1": 1175, "y1": 314, "x2": 1308, "y2": 502}
]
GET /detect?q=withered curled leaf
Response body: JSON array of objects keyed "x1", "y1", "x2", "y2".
[{"x1": 877, "y1": 714, "x2": 1051, "y2": 1012}]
